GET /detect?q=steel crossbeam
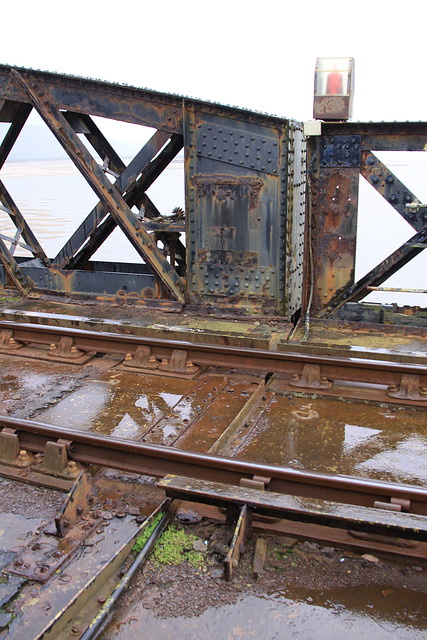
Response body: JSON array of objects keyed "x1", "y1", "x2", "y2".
[
  {"x1": 360, "y1": 151, "x2": 424, "y2": 231},
  {"x1": 52, "y1": 128, "x2": 172, "y2": 269},
  {"x1": 0, "y1": 66, "x2": 188, "y2": 305},
  {"x1": 11, "y1": 69, "x2": 185, "y2": 301},
  {"x1": 321, "y1": 227, "x2": 427, "y2": 317},
  {"x1": 66, "y1": 134, "x2": 184, "y2": 271},
  {"x1": 63, "y1": 111, "x2": 126, "y2": 176},
  {"x1": 0, "y1": 101, "x2": 50, "y2": 280}
]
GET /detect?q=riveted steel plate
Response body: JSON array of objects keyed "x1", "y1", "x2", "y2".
[
  {"x1": 197, "y1": 263, "x2": 277, "y2": 299},
  {"x1": 320, "y1": 135, "x2": 361, "y2": 168},
  {"x1": 6, "y1": 517, "x2": 101, "y2": 582},
  {"x1": 195, "y1": 118, "x2": 280, "y2": 175}
]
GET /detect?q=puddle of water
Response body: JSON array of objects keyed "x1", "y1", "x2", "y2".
[
  {"x1": 104, "y1": 585, "x2": 427, "y2": 640},
  {"x1": 40, "y1": 371, "x2": 252, "y2": 447},
  {"x1": 177, "y1": 382, "x2": 260, "y2": 452},
  {"x1": 343, "y1": 424, "x2": 381, "y2": 451},
  {"x1": 0, "y1": 355, "x2": 69, "y2": 400},
  {"x1": 357, "y1": 435, "x2": 427, "y2": 482},
  {"x1": 0, "y1": 371, "x2": 50, "y2": 395},
  {"x1": 40, "y1": 372, "x2": 196, "y2": 439},
  {"x1": 237, "y1": 397, "x2": 427, "y2": 485},
  {"x1": 0, "y1": 513, "x2": 45, "y2": 570},
  {"x1": 142, "y1": 376, "x2": 230, "y2": 446}
]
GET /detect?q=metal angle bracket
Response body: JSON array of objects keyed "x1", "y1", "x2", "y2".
[
  {"x1": 122, "y1": 345, "x2": 159, "y2": 370},
  {"x1": 159, "y1": 349, "x2": 199, "y2": 376},
  {"x1": 224, "y1": 504, "x2": 252, "y2": 580},
  {"x1": 320, "y1": 135, "x2": 361, "y2": 168},
  {"x1": 118, "y1": 347, "x2": 201, "y2": 378},
  {"x1": 34, "y1": 438, "x2": 83, "y2": 479},
  {"x1": 0, "y1": 427, "x2": 20, "y2": 464},
  {"x1": 55, "y1": 471, "x2": 98, "y2": 537},
  {"x1": 46, "y1": 336, "x2": 95, "y2": 364},
  {"x1": 386, "y1": 374, "x2": 427, "y2": 402},
  {"x1": 289, "y1": 364, "x2": 332, "y2": 390},
  {"x1": 0, "y1": 329, "x2": 24, "y2": 351},
  {"x1": 0, "y1": 427, "x2": 35, "y2": 468},
  {"x1": 0, "y1": 340, "x2": 95, "y2": 365}
]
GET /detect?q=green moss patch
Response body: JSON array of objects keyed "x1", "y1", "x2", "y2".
[
  {"x1": 132, "y1": 513, "x2": 163, "y2": 555},
  {"x1": 153, "y1": 524, "x2": 206, "y2": 569}
]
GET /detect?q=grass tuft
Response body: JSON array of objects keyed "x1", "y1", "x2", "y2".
[
  {"x1": 132, "y1": 513, "x2": 163, "y2": 555},
  {"x1": 153, "y1": 524, "x2": 206, "y2": 568}
]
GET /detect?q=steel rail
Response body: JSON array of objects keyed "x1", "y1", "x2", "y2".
[
  {"x1": 1, "y1": 415, "x2": 426, "y2": 516},
  {"x1": 1, "y1": 320, "x2": 426, "y2": 388}
]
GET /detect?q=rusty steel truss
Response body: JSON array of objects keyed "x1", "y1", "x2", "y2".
[
  {"x1": 304, "y1": 121, "x2": 427, "y2": 323},
  {"x1": 0, "y1": 65, "x2": 305, "y2": 316},
  {"x1": 0, "y1": 65, "x2": 425, "y2": 323}
]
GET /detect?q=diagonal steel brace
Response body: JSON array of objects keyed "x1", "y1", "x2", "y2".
[{"x1": 11, "y1": 69, "x2": 185, "y2": 302}]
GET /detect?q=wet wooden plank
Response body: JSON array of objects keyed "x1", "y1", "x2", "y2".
[{"x1": 158, "y1": 475, "x2": 427, "y2": 541}]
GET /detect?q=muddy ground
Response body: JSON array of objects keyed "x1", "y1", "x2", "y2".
[
  {"x1": 116, "y1": 515, "x2": 427, "y2": 620},
  {"x1": 1, "y1": 476, "x2": 427, "y2": 639}
]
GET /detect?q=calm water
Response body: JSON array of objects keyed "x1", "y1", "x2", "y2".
[
  {"x1": 0, "y1": 152, "x2": 426, "y2": 306},
  {"x1": 104, "y1": 587, "x2": 427, "y2": 640},
  {"x1": 0, "y1": 157, "x2": 185, "y2": 264}
]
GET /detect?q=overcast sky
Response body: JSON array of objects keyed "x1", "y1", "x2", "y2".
[{"x1": 1, "y1": 0, "x2": 425, "y2": 134}]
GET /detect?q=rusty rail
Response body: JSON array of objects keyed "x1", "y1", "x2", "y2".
[
  {"x1": 1, "y1": 415, "x2": 427, "y2": 516},
  {"x1": 1, "y1": 321, "x2": 426, "y2": 390}
]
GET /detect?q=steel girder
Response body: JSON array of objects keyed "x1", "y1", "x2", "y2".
[
  {"x1": 3, "y1": 66, "x2": 424, "y2": 319},
  {"x1": 11, "y1": 69, "x2": 186, "y2": 302},
  {"x1": 0, "y1": 66, "x2": 188, "y2": 305},
  {"x1": 0, "y1": 64, "x2": 305, "y2": 315},
  {"x1": 305, "y1": 122, "x2": 427, "y2": 319}
]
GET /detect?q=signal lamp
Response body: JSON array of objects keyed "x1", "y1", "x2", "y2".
[{"x1": 313, "y1": 57, "x2": 355, "y2": 121}]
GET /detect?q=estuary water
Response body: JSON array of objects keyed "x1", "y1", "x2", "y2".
[
  {"x1": 0, "y1": 152, "x2": 426, "y2": 307},
  {"x1": 0, "y1": 156, "x2": 185, "y2": 265}
]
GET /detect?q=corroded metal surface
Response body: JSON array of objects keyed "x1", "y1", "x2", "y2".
[
  {"x1": 2, "y1": 415, "x2": 427, "y2": 515},
  {"x1": 0, "y1": 320, "x2": 425, "y2": 637},
  {"x1": 305, "y1": 121, "x2": 427, "y2": 321},
  {"x1": 0, "y1": 321, "x2": 426, "y2": 396},
  {"x1": 159, "y1": 475, "x2": 427, "y2": 541},
  {"x1": 0, "y1": 62, "x2": 426, "y2": 638},
  {"x1": 0, "y1": 64, "x2": 304, "y2": 316},
  {"x1": 0, "y1": 64, "x2": 425, "y2": 326}
]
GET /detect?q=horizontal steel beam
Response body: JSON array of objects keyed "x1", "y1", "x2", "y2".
[
  {"x1": 0, "y1": 65, "x2": 291, "y2": 131},
  {"x1": 0, "y1": 65, "x2": 184, "y2": 133},
  {"x1": 0, "y1": 263, "x2": 157, "y2": 298},
  {"x1": 1, "y1": 415, "x2": 426, "y2": 516}
]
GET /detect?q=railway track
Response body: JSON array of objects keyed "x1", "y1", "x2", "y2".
[
  {"x1": 0, "y1": 319, "x2": 426, "y2": 542},
  {"x1": 1, "y1": 414, "x2": 426, "y2": 518},
  {"x1": 0, "y1": 319, "x2": 426, "y2": 638},
  {"x1": 0, "y1": 320, "x2": 426, "y2": 403}
]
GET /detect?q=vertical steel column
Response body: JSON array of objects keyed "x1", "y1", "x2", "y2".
[{"x1": 305, "y1": 134, "x2": 360, "y2": 316}]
